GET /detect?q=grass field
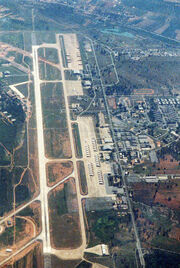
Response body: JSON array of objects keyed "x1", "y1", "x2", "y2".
[
  {"x1": 0, "y1": 120, "x2": 19, "y2": 153},
  {"x1": 16, "y1": 83, "x2": 29, "y2": 97},
  {"x1": 0, "y1": 32, "x2": 24, "y2": 49},
  {"x1": 18, "y1": 201, "x2": 42, "y2": 235},
  {"x1": 23, "y1": 31, "x2": 32, "y2": 52},
  {"x1": 4, "y1": 74, "x2": 29, "y2": 86},
  {"x1": 15, "y1": 168, "x2": 36, "y2": 208},
  {"x1": 46, "y1": 161, "x2": 73, "y2": 186},
  {"x1": 64, "y1": 70, "x2": 78, "y2": 80},
  {"x1": 38, "y1": 47, "x2": 59, "y2": 64},
  {"x1": 7, "y1": 51, "x2": 32, "y2": 70},
  {"x1": 77, "y1": 161, "x2": 88, "y2": 195},
  {"x1": 44, "y1": 128, "x2": 72, "y2": 159},
  {"x1": 14, "y1": 127, "x2": 28, "y2": 167},
  {"x1": 0, "y1": 218, "x2": 25, "y2": 250},
  {"x1": 59, "y1": 35, "x2": 68, "y2": 68},
  {"x1": 29, "y1": 82, "x2": 36, "y2": 129},
  {"x1": 39, "y1": 61, "x2": 61, "y2": 81},
  {"x1": 72, "y1": 123, "x2": 83, "y2": 158},
  {"x1": 35, "y1": 31, "x2": 56, "y2": 45},
  {"x1": 41, "y1": 82, "x2": 71, "y2": 159},
  {"x1": 0, "y1": 143, "x2": 11, "y2": 166},
  {"x1": 0, "y1": 167, "x2": 22, "y2": 216},
  {"x1": 41, "y1": 82, "x2": 67, "y2": 129},
  {"x1": 48, "y1": 178, "x2": 82, "y2": 249}
]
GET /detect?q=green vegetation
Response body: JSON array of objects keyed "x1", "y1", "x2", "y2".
[
  {"x1": 41, "y1": 82, "x2": 66, "y2": 128},
  {"x1": 29, "y1": 82, "x2": 36, "y2": 129},
  {"x1": 92, "y1": 215, "x2": 119, "y2": 243},
  {"x1": 59, "y1": 35, "x2": 68, "y2": 68},
  {"x1": 51, "y1": 255, "x2": 81, "y2": 268},
  {"x1": 48, "y1": 179, "x2": 82, "y2": 248},
  {"x1": 47, "y1": 161, "x2": 73, "y2": 186},
  {"x1": 6, "y1": 243, "x2": 43, "y2": 268},
  {"x1": 0, "y1": 167, "x2": 22, "y2": 216},
  {"x1": 38, "y1": 47, "x2": 59, "y2": 64},
  {"x1": 41, "y1": 82, "x2": 71, "y2": 158},
  {"x1": 39, "y1": 61, "x2": 61, "y2": 81},
  {"x1": 151, "y1": 236, "x2": 180, "y2": 253},
  {"x1": 86, "y1": 210, "x2": 131, "y2": 246},
  {"x1": 0, "y1": 144, "x2": 11, "y2": 165},
  {"x1": 158, "y1": 140, "x2": 180, "y2": 161},
  {"x1": 84, "y1": 254, "x2": 114, "y2": 268},
  {"x1": 77, "y1": 161, "x2": 88, "y2": 195},
  {"x1": 0, "y1": 226, "x2": 14, "y2": 248},
  {"x1": 6, "y1": 51, "x2": 32, "y2": 69},
  {"x1": 72, "y1": 123, "x2": 83, "y2": 158},
  {"x1": 0, "y1": 218, "x2": 24, "y2": 249},
  {"x1": 64, "y1": 70, "x2": 78, "y2": 80},
  {"x1": 0, "y1": 32, "x2": 24, "y2": 49},
  {"x1": 145, "y1": 249, "x2": 180, "y2": 268},
  {"x1": 18, "y1": 202, "x2": 41, "y2": 232},
  {"x1": 35, "y1": 31, "x2": 56, "y2": 45},
  {"x1": 44, "y1": 128, "x2": 71, "y2": 159},
  {"x1": 133, "y1": 163, "x2": 152, "y2": 175},
  {"x1": 14, "y1": 127, "x2": 28, "y2": 166},
  {"x1": 51, "y1": 187, "x2": 68, "y2": 216},
  {"x1": 76, "y1": 261, "x2": 92, "y2": 268},
  {"x1": 16, "y1": 83, "x2": 29, "y2": 98}
]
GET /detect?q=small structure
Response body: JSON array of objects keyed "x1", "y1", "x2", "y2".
[
  {"x1": 6, "y1": 249, "x2": 12, "y2": 253},
  {"x1": 101, "y1": 244, "x2": 109, "y2": 256}
]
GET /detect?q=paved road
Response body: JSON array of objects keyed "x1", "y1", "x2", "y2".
[
  {"x1": 32, "y1": 45, "x2": 51, "y2": 254},
  {"x1": 56, "y1": 34, "x2": 87, "y2": 254},
  {"x1": 0, "y1": 33, "x2": 87, "y2": 266}
]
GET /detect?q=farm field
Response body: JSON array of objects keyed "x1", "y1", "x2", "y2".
[
  {"x1": 48, "y1": 178, "x2": 82, "y2": 249},
  {"x1": 46, "y1": 161, "x2": 73, "y2": 187}
]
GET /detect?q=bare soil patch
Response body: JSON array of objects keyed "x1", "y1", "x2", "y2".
[
  {"x1": 46, "y1": 161, "x2": 73, "y2": 187},
  {"x1": 3, "y1": 241, "x2": 43, "y2": 268},
  {"x1": 152, "y1": 154, "x2": 180, "y2": 175},
  {"x1": 154, "y1": 179, "x2": 180, "y2": 209}
]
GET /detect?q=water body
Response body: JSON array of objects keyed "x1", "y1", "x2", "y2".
[{"x1": 101, "y1": 28, "x2": 135, "y2": 38}]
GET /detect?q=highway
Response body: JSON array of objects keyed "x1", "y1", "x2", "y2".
[{"x1": 88, "y1": 37, "x2": 146, "y2": 267}]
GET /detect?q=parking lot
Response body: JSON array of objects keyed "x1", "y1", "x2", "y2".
[{"x1": 78, "y1": 116, "x2": 111, "y2": 197}]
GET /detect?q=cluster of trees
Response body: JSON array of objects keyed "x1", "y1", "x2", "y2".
[
  {"x1": 145, "y1": 250, "x2": 180, "y2": 268},
  {"x1": 92, "y1": 215, "x2": 119, "y2": 243},
  {"x1": 158, "y1": 140, "x2": 180, "y2": 161}
]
